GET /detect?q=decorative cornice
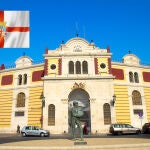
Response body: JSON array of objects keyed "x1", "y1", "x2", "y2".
[
  {"x1": 44, "y1": 51, "x2": 111, "y2": 57},
  {"x1": 42, "y1": 75, "x2": 114, "y2": 80},
  {"x1": 114, "y1": 82, "x2": 150, "y2": 88},
  {"x1": 0, "y1": 63, "x2": 44, "y2": 73},
  {"x1": 0, "y1": 84, "x2": 43, "y2": 91},
  {"x1": 112, "y1": 62, "x2": 150, "y2": 69}
]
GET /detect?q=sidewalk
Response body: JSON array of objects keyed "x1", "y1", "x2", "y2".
[{"x1": 0, "y1": 134, "x2": 150, "y2": 150}]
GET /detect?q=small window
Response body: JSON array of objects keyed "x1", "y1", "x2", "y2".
[
  {"x1": 134, "y1": 72, "x2": 139, "y2": 83},
  {"x1": 100, "y1": 63, "x2": 106, "y2": 69},
  {"x1": 16, "y1": 92, "x2": 25, "y2": 107},
  {"x1": 48, "y1": 104, "x2": 55, "y2": 126},
  {"x1": 132, "y1": 90, "x2": 142, "y2": 105},
  {"x1": 103, "y1": 103, "x2": 111, "y2": 125},
  {"x1": 82, "y1": 61, "x2": 88, "y2": 74},
  {"x1": 76, "y1": 61, "x2": 81, "y2": 74},
  {"x1": 69, "y1": 61, "x2": 74, "y2": 74},
  {"x1": 23, "y1": 74, "x2": 27, "y2": 84},
  {"x1": 129, "y1": 72, "x2": 134, "y2": 82},
  {"x1": 50, "y1": 64, "x2": 56, "y2": 70},
  {"x1": 18, "y1": 74, "x2": 22, "y2": 85}
]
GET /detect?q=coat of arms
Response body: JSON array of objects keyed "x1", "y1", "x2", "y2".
[{"x1": 0, "y1": 22, "x2": 7, "y2": 39}]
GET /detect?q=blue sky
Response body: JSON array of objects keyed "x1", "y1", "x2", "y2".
[{"x1": 0, "y1": 0, "x2": 150, "y2": 67}]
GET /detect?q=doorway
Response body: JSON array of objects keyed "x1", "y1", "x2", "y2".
[{"x1": 68, "y1": 88, "x2": 91, "y2": 134}]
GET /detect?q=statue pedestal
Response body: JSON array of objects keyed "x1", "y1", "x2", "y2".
[{"x1": 74, "y1": 140, "x2": 87, "y2": 145}]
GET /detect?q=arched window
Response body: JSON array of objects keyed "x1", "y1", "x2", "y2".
[
  {"x1": 48, "y1": 104, "x2": 55, "y2": 126},
  {"x1": 16, "y1": 92, "x2": 25, "y2": 107},
  {"x1": 129, "y1": 72, "x2": 134, "y2": 82},
  {"x1": 132, "y1": 90, "x2": 142, "y2": 105},
  {"x1": 82, "y1": 61, "x2": 88, "y2": 74},
  {"x1": 75, "y1": 61, "x2": 81, "y2": 74},
  {"x1": 18, "y1": 74, "x2": 22, "y2": 85},
  {"x1": 23, "y1": 74, "x2": 27, "y2": 84},
  {"x1": 134, "y1": 72, "x2": 139, "y2": 83},
  {"x1": 103, "y1": 103, "x2": 111, "y2": 125},
  {"x1": 69, "y1": 61, "x2": 74, "y2": 74}
]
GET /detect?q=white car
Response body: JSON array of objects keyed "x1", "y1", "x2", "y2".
[
  {"x1": 21, "y1": 126, "x2": 50, "y2": 137},
  {"x1": 109, "y1": 123, "x2": 141, "y2": 135}
]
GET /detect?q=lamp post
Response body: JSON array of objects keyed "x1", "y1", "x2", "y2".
[
  {"x1": 40, "y1": 94, "x2": 45, "y2": 128},
  {"x1": 111, "y1": 94, "x2": 116, "y2": 106}
]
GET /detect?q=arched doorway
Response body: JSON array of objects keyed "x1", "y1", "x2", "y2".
[{"x1": 68, "y1": 88, "x2": 91, "y2": 134}]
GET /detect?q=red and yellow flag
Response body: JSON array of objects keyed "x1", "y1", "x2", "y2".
[{"x1": 0, "y1": 11, "x2": 30, "y2": 48}]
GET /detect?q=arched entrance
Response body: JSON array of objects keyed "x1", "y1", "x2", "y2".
[{"x1": 68, "y1": 88, "x2": 91, "y2": 134}]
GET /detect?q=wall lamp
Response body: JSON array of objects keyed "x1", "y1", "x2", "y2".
[
  {"x1": 40, "y1": 93, "x2": 45, "y2": 107},
  {"x1": 110, "y1": 94, "x2": 116, "y2": 106}
]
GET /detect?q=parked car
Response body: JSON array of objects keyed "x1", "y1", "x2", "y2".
[
  {"x1": 142, "y1": 123, "x2": 150, "y2": 134},
  {"x1": 109, "y1": 123, "x2": 141, "y2": 135},
  {"x1": 21, "y1": 126, "x2": 50, "y2": 137}
]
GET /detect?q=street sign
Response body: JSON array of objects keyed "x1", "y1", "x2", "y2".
[{"x1": 139, "y1": 112, "x2": 143, "y2": 117}]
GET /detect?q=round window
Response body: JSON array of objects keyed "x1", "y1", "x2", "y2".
[
  {"x1": 100, "y1": 63, "x2": 106, "y2": 69},
  {"x1": 50, "y1": 64, "x2": 56, "y2": 70}
]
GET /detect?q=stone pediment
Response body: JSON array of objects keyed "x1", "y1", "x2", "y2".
[
  {"x1": 58, "y1": 37, "x2": 100, "y2": 53},
  {"x1": 65, "y1": 37, "x2": 89, "y2": 52},
  {"x1": 46, "y1": 37, "x2": 108, "y2": 56}
]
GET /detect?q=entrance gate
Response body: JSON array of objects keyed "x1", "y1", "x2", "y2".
[{"x1": 68, "y1": 88, "x2": 91, "y2": 134}]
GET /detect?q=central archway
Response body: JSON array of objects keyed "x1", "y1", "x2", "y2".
[{"x1": 68, "y1": 88, "x2": 91, "y2": 134}]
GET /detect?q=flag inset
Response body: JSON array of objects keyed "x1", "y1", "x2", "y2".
[{"x1": 0, "y1": 11, "x2": 30, "y2": 48}]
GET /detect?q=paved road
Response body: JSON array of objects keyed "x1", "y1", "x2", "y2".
[{"x1": 0, "y1": 133, "x2": 150, "y2": 150}]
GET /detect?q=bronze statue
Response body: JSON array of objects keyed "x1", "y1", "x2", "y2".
[{"x1": 70, "y1": 101, "x2": 84, "y2": 141}]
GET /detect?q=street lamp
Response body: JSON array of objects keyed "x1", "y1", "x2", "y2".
[
  {"x1": 41, "y1": 94, "x2": 45, "y2": 107},
  {"x1": 110, "y1": 94, "x2": 116, "y2": 106},
  {"x1": 40, "y1": 93, "x2": 45, "y2": 128}
]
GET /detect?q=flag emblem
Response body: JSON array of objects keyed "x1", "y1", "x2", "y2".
[
  {"x1": 0, "y1": 11, "x2": 30, "y2": 48},
  {"x1": 0, "y1": 22, "x2": 7, "y2": 38}
]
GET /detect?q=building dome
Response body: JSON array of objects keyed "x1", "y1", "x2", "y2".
[{"x1": 15, "y1": 56, "x2": 33, "y2": 68}]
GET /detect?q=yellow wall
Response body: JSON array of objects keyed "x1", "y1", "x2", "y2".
[
  {"x1": 28, "y1": 87, "x2": 43, "y2": 127},
  {"x1": 0, "y1": 90, "x2": 13, "y2": 128},
  {"x1": 48, "y1": 58, "x2": 59, "y2": 76},
  {"x1": 114, "y1": 85, "x2": 131, "y2": 124},
  {"x1": 144, "y1": 88, "x2": 150, "y2": 121},
  {"x1": 97, "y1": 57, "x2": 109, "y2": 75}
]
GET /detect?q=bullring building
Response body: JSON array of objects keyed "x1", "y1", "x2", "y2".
[{"x1": 0, "y1": 37, "x2": 150, "y2": 134}]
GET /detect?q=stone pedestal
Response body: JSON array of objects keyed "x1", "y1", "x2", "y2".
[{"x1": 74, "y1": 139, "x2": 87, "y2": 145}]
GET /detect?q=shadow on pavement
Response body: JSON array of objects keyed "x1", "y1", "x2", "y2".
[{"x1": 0, "y1": 133, "x2": 150, "y2": 144}]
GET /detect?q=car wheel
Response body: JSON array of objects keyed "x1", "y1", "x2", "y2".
[
  {"x1": 136, "y1": 130, "x2": 141, "y2": 134},
  {"x1": 22, "y1": 132, "x2": 26, "y2": 137},
  {"x1": 40, "y1": 133, "x2": 45, "y2": 137},
  {"x1": 113, "y1": 132, "x2": 117, "y2": 135},
  {"x1": 142, "y1": 130, "x2": 146, "y2": 134},
  {"x1": 117, "y1": 131, "x2": 122, "y2": 135}
]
